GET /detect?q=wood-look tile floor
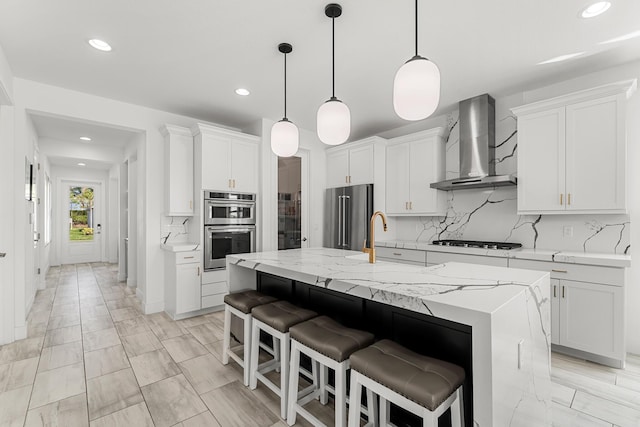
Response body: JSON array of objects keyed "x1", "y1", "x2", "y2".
[{"x1": 1, "y1": 263, "x2": 639, "y2": 427}]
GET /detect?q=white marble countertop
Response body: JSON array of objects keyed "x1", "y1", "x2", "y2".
[
  {"x1": 375, "y1": 240, "x2": 630, "y2": 268},
  {"x1": 227, "y1": 247, "x2": 548, "y2": 315},
  {"x1": 160, "y1": 242, "x2": 200, "y2": 252}
]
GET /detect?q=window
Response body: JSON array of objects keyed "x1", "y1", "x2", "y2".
[{"x1": 69, "y1": 186, "x2": 95, "y2": 241}]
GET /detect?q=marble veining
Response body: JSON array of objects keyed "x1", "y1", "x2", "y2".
[
  {"x1": 227, "y1": 248, "x2": 552, "y2": 426},
  {"x1": 395, "y1": 99, "x2": 631, "y2": 256}
]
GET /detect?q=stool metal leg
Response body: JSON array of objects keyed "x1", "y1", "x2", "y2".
[
  {"x1": 335, "y1": 363, "x2": 348, "y2": 427},
  {"x1": 379, "y1": 396, "x2": 390, "y2": 426},
  {"x1": 348, "y1": 370, "x2": 363, "y2": 427},
  {"x1": 249, "y1": 320, "x2": 261, "y2": 390},
  {"x1": 450, "y1": 387, "x2": 464, "y2": 427},
  {"x1": 287, "y1": 340, "x2": 301, "y2": 426},
  {"x1": 222, "y1": 305, "x2": 231, "y2": 365},
  {"x1": 280, "y1": 332, "x2": 290, "y2": 419},
  {"x1": 319, "y1": 365, "x2": 328, "y2": 405},
  {"x1": 242, "y1": 312, "x2": 252, "y2": 386}
]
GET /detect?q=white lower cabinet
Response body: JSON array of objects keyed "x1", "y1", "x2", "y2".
[
  {"x1": 165, "y1": 251, "x2": 202, "y2": 318},
  {"x1": 201, "y1": 269, "x2": 228, "y2": 309},
  {"x1": 510, "y1": 258, "x2": 625, "y2": 367}
]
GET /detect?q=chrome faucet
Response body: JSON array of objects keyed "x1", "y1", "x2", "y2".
[{"x1": 362, "y1": 211, "x2": 388, "y2": 263}]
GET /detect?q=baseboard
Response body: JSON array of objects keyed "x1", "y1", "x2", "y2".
[
  {"x1": 552, "y1": 344, "x2": 624, "y2": 369},
  {"x1": 127, "y1": 278, "x2": 137, "y2": 287},
  {"x1": 14, "y1": 325, "x2": 27, "y2": 341}
]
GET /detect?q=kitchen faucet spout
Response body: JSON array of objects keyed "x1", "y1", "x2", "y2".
[{"x1": 362, "y1": 211, "x2": 387, "y2": 263}]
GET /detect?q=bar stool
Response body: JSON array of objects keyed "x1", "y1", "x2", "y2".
[
  {"x1": 287, "y1": 316, "x2": 377, "y2": 427},
  {"x1": 222, "y1": 290, "x2": 278, "y2": 386},
  {"x1": 348, "y1": 339, "x2": 465, "y2": 427},
  {"x1": 249, "y1": 300, "x2": 317, "y2": 419}
]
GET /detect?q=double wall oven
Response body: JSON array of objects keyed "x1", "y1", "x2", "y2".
[{"x1": 204, "y1": 191, "x2": 256, "y2": 270}]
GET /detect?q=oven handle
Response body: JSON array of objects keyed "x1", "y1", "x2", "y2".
[
  {"x1": 205, "y1": 199, "x2": 256, "y2": 207},
  {"x1": 206, "y1": 227, "x2": 256, "y2": 234}
]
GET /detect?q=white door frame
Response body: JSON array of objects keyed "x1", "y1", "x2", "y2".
[{"x1": 57, "y1": 178, "x2": 105, "y2": 265}]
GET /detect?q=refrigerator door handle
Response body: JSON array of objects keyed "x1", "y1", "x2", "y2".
[
  {"x1": 337, "y1": 196, "x2": 343, "y2": 247},
  {"x1": 343, "y1": 195, "x2": 350, "y2": 248}
]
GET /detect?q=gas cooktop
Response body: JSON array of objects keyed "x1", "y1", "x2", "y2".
[{"x1": 431, "y1": 240, "x2": 522, "y2": 250}]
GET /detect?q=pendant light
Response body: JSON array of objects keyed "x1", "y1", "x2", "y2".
[
  {"x1": 271, "y1": 43, "x2": 299, "y2": 157},
  {"x1": 317, "y1": 3, "x2": 350, "y2": 146},
  {"x1": 393, "y1": 0, "x2": 441, "y2": 121}
]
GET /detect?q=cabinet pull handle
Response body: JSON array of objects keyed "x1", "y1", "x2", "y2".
[
  {"x1": 393, "y1": 252, "x2": 402, "y2": 256},
  {"x1": 197, "y1": 266, "x2": 200, "y2": 276},
  {"x1": 551, "y1": 269, "x2": 567, "y2": 273},
  {"x1": 228, "y1": 179, "x2": 232, "y2": 188},
  {"x1": 409, "y1": 201, "x2": 412, "y2": 210},
  {"x1": 568, "y1": 193, "x2": 571, "y2": 205},
  {"x1": 560, "y1": 194, "x2": 563, "y2": 205},
  {"x1": 346, "y1": 176, "x2": 348, "y2": 183},
  {"x1": 553, "y1": 285, "x2": 557, "y2": 298},
  {"x1": 184, "y1": 256, "x2": 195, "y2": 259},
  {"x1": 562, "y1": 286, "x2": 565, "y2": 298},
  {"x1": 405, "y1": 202, "x2": 409, "y2": 210}
]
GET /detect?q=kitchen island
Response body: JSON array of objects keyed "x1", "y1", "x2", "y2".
[{"x1": 226, "y1": 248, "x2": 551, "y2": 427}]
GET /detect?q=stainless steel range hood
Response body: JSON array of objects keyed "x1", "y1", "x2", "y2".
[{"x1": 430, "y1": 94, "x2": 517, "y2": 191}]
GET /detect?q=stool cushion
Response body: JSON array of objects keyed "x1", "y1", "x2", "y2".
[
  {"x1": 251, "y1": 301, "x2": 317, "y2": 333},
  {"x1": 290, "y1": 316, "x2": 375, "y2": 362},
  {"x1": 224, "y1": 290, "x2": 277, "y2": 314},
  {"x1": 350, "y1": 339, "x2": 465, "y2": 411}
]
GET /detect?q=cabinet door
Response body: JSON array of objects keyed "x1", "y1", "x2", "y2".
[
  {"x1": 326, "y1": 149, "x2": 350, "y2": 188},
  {"x1": 409, "y1": 139, "x2": 441, "y2": 214},
  {"x1": 565, "y1": 96, "x2": 625, "y2": 212},
  {"x1": 231, "y1": 139, "x2": 258, "y2": 193},
  {"x1": 201, "y1": 138, "x2": 231, "y2": 191},
  {"x1": 348, "y1": 144, "x2": 374, "y2": 186},
  {"x1": 165, "y1": 133, "x2": 194, "y2": 216},
  {"x1": 175, "y1": 263, "x2": 201, "y2": 314},
  {"x1": 385, "y1": 143, "x2": 410, "y2": 214},
  {"x1": 550, "y1": 279, "x2": 560, "y2": 345},
  {"x1": 517, "y1": 108, "x2": 566, "y2": 213},
  {"x1": 559, "y1": 280, "x2": 623, "y2": 359}
]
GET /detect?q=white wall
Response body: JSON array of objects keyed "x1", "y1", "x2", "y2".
[
  {"x1": 0, "y1": 42, "x2": 13, "y2": 104},
  {"x1": 107, "y1": 164, "x2": 119, "y2": 263}
]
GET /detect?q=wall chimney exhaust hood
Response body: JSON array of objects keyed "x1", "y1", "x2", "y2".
[{"x1": 430, "y1": 94, "x2": 517, "y2": 191}]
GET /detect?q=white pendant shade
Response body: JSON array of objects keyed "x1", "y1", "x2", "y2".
[
  {"x1": 317, "y1": 98, "x2": 351, "y2": 145},
  {"x1": 270, "y1": 119, "x2": 299, "y2": 157},
  {"x1": 393, "y1": 56, "x2": 441, "y2": 121}
]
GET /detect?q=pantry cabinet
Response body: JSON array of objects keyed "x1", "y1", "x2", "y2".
[
  {"x1": 385, "y1": 128, "x2": 446, "y2": 216},
  {"x1": 192, "y1": 124, "x2": 259, "y2": 194},
  {"x1": 513, "y1": 80, "x2": 636, "y2": 215},
  {"x1": 326, "y1": 137, "x2": 380, "y2": 188},
  {"x1": 161, "y1": 125, "x2": 194, "y2": 216}
]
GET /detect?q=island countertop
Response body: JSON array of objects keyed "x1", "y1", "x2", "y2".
[
  {"x1": 226, "y1": 247, "x2": 549, "y2": 316},
  {"x1": 226, "y1": 247, "x2": 552, "y2": 426}
]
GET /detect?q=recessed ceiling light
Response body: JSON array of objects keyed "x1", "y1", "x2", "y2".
[
  {"x1": 77, "y1": 162, "x2": 86, "y2": 167},
  {"x1": 599, "y1": 30, "x2": 640, "y2": 44},
  {"x1": 79, "y1": 136, "x2": 92, "y2": 141},
  {"x1": 88, "y1": 39, "x2": 112, "y2": 52},
  {"x1": 580, "y1": 1, "x2": 611, "y2": 18},
  {"x1": 235, "y1": 88, "x2": 250, "y2": 96},
  {"x1": 537, "y1": 52, "x2": 585, "y2": 65}
]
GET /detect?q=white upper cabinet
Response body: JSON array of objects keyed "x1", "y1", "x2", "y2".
[
  {"x1": 325, "y1": 138, "x2": 376, "y2": 188},
  {"x1": 385, "y1": 128, "x2": 446, "y2": 216},
  {"x1": 161, "y1": 125, "x2": 194, "y2": 216},
  {"x1": 192, "y1": 124, "x2": 260, "y2": 194},
  {"x1": 513, "y1": 80, "x2": 636, "y2": 214}
]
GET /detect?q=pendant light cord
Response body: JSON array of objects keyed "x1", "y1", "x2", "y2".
[
  {"x1": 415, "y1": 0, "x2": 418, "y2": 57},
  {"x1": 283, "y1": 52, "x2": 287, "y2": 119},
  {"x1": 332, "y1": 15, "x2": 335, "y2": 98}
]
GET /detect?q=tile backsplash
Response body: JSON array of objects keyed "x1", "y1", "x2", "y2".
[
  {"x1": 161, "y1": 216, "x2": 192, "y2": 244},
  {"x1": 393, "y1": 98, "x2": 631, "y2": 255}
]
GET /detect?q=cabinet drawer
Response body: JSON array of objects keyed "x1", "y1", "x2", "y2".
[
  {"x1": 202, "y1": 293, "x2": 225, "y2": 309},
  {"x1": 376, "y1": 247, "x2": 426, "y2": 265},
  {"x1": 175, "y1": 251, "x2": 201, "y2": 264},
  {"x1": 508, "y1": 259, "x2": 624, "y2": 287},
  {"x1": 427, "y1": 252, "x2": 508, "y2": 267},
  {"x1": 202, "y1": 269, "x2": 226, "y2": 285},
  {"x1": 202, "y1": 281, "x2": 227, "y2": 297}
]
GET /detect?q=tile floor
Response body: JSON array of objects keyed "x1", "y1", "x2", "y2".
[{"x1": 0, "y1": 263, "x2": 639, "y2": 426}]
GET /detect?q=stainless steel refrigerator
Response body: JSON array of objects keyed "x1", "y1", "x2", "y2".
[{"x1": 324, "y1": 184, "x2": 373, "y2": 250}]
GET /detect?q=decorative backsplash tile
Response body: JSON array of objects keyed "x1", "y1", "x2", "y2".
[
  {"x1": 161, "y1": 216, "x2": 191, "y2": 244},
  {"x1": 394, "y1": 99, "x2": 631, "y2": 255}
]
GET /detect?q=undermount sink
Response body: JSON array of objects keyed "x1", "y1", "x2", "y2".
[{"x1": 345, "y1": 253, "x2": 369, "y2": 261}]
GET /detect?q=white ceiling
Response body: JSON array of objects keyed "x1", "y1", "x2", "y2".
[
  {"x1": 1, "y1": 1, "x2": 640, "y2": 141},
  {"x1": 30, "y1": 114, "x2": 139, "y2": 147}
]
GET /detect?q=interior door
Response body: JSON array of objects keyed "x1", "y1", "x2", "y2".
[{"x1": 61, "y1": 181, "x2": 103, "y2": 264}]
